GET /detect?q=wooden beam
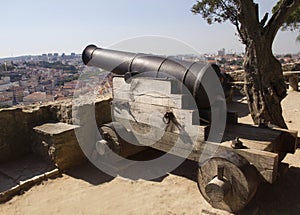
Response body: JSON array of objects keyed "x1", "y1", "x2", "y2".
[
  {"x1": 273, "y1": 128, "x2": 298, "y2": 154},
  {"x1": 128, "y1": 121, "x2": 278, "y2": 184},
  {"x1": 220, "y1": 141, "x2": 278, "y2": 184}
]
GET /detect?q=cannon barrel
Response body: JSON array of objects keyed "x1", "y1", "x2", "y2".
[{"x1": 82, "y1": 45, "x2": 227, "y2": 109}]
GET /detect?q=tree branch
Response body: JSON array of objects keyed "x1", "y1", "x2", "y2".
[
  {"x1": 237, "y1": 0, "x2": 261, "y2": 39},
  {"x1": 219, "y1": 0, "x2": 237, "y2": 19},
  {"x1": 234, "y1": 19, "x2": 247, "y2": 44},
  {"x1": 266, "y1": 0, "x2": 300, "y2": 39},
  {"x1": 260, "y1": 13, "x2": 269, "y2": 27},
  {"x1": 217, "y1": 0, "x2": 247, "y2": 44}
]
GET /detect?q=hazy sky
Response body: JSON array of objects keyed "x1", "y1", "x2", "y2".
[{"x1": 0, "y1": 0, "x2": 299, "y2": 58}]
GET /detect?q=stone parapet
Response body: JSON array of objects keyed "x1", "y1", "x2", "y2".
[{"x1": 0, "y1": 97, "x2": 112, "y2": 163}]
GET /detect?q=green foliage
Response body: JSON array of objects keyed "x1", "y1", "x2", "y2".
[
  {"x1": 284, "y1": 54, "x2": 292, "y2": 58},
  {"x1": 58, "y1": 74, "x2": 79, "y2": 86},
  {"x1": 193, "y1": 0, "x2": 300, "y2": 41},
  {"x1": 273, "y1": 0, "x2": 300, "y2": 31},
  {"x1": 191, "y1": 0, "x2": 238, "y2": 25},
  {"x1": 273, "y1": 0, "x2": 300, "y2": 41}
]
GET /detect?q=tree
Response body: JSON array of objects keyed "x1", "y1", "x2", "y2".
[{"x1": 192, "y1": 0, "x2": 300, "y2": 128}]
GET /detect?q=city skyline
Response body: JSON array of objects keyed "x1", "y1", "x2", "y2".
[{"x1": 0, "y1": 0, "x2": 299, "y2": 58}]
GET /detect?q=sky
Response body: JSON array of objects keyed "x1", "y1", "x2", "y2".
[{"x1": 0, "y1": 0, "x2": 299, "y2": 58}]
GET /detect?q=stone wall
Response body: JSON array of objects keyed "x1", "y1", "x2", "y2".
[
  {"x1": 229, "y1": 63, "x2": 300, "y2": 82},
  {"x1": 0, "y1": 98, "x2": 112, "y2": 163},
  {"x1": 228, "y1": 70, "x2": 245, "y2": 82},
  {"x1": 228, "y1": 64, "x2": 300, "y2": 96},
  {"x1": 282, "y1": 63, "x2": 300, "y2": 71}
]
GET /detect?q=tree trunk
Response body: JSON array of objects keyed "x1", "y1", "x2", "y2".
[
  {"x1": 243, "y1": 37, "x2": 288, "y2": 128},
  {"x1": 236, "y1": 0, "x2": 300, "y2": 129}
]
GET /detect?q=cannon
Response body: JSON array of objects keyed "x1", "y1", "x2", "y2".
[
  {"x1": 82, "y1": 45, "x2": 298, "y2": 212},
  {"x1": 83, "y1": 44, "x2": 232, "y2": 110}
]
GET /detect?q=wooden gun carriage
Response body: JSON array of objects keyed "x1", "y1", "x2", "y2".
[{"x1": 82, "y1": 45, "x2": 298, "y2": 212}]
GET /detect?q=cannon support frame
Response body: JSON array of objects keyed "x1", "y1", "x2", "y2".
[{"x1": 82, "y1": 45, "x2": 298, "y2": 213}]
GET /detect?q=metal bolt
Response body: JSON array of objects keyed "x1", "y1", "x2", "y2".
[
  {"x1": 217, "y1": 165, "x2": 224, "y2": 180},
  {"x1": 231, "y1": 137, "x2": 245, "y2": 149}
]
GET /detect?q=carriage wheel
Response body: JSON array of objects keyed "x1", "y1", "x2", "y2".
[
  {"x1": 98, "y1": 122, "x2": 146, "y2": 158},
  {"x1": 197, "y1": 151, "x2": 259, "y2": 212}
]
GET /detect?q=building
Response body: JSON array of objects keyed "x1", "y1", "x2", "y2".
[
  {"x1": 0, "y1": 76, "x2": 10, "y2": 85},
  {"x1": 12, "y1": 86, "x2": 27, "y2": 103},
  {"x1": 0, "y1": 97, "x2": 13, "y2": 107},
  {"x1": 0, "y1": 91, "x2": 13, "y2": 107},
  {"x1": 23, "y1": 92, "x2": 54, "y2": 105},
  {"x1": 218, "y1": 48, "x2": 226, "y2": 56}
]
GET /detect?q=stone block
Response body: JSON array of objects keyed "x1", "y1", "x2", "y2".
[{"x1": 33, "y1": 123, "x2": 86, "y2": 170}]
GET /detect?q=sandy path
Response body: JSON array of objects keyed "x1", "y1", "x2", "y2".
[{"x1": 0, "y1": 160, "x2": 229, "y2": 215}]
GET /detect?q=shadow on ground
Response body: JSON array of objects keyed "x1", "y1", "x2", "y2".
[
  {"x1": 65, "y1": 147, "x2": 199, "y2": 186},
  {"x1": 171, "y1": 157, "x2": 300, "y2": 215},
  {"x1": 65, "y1": 148, "x2": 170, "y2": 185},
  {"x1": 0, "y1": 154, "x2": 56, "y2": 194},
  {"x1": 238, "y1": 166, "x2": 300, "y2": 215},
  {"x1": 114, "y1": 148, "x2": 300, "y2": 214},
  {"x1": 65, "y1": 162, "x2": 114, "y2": 186},
  {"x1": 171, "y1": 158, "x2": 300, "y2": 215}
]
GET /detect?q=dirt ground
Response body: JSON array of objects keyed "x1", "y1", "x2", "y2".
[{"x1": 0, "y1": 91, "x2": 299, "y2": 215}]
